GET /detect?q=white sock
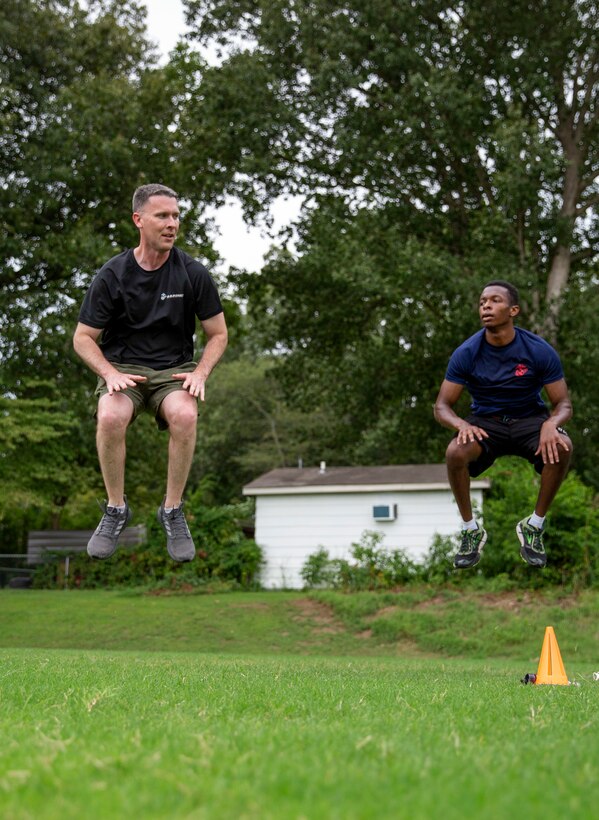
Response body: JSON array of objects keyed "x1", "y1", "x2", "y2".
[
  {"x1": 108, "y1": 504, "x2": 126, "y2": 513},
  {"x1": 461, "y1": 519, "x2": 478, "y2": 531},
  {"x1": 529, "y1": 512, "x2": 545, "y2": 529}
]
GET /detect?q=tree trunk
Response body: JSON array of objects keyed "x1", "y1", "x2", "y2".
[{"x1": 543, "y1": 118, "x2": 581, "y2": 341}]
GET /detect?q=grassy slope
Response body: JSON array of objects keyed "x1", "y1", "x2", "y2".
[{"x1": 1, "y1": 587, "x2": 599, "y2": 663}]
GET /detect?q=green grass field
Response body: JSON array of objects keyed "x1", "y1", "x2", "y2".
[{"x1": 2, "y1": 589, "x2": 599, "y2": 819}]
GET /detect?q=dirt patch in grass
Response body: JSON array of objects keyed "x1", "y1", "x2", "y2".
[
  {"x1": 146, "y1": 583, "x2": 198, "y2": 596},
  {"x1": 413, "y1": 595, "x2": 451, "y2": 611},
  {"x1": 291, "y1": 598, "x2": 344, "y2": 634},
  {"x1": 471, "y1": 592, "x2": 536, "y2": 612},
  {"x1": 466, "y1": 590, "x2": 580, "y2": 612},
  {"x1": 413, "y1": 590, "x2": 580, "y2": 614},
  {"x1": 362, "y1": 605, "x2": 402, "y2": 623}
]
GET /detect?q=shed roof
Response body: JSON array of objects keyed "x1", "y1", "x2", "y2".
[{"x1": 243, "y1": 465, "x2": 491, "y2": 496}]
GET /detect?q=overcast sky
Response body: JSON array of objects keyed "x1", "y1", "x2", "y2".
[
  {"x1": 143, "y1": 0, "x2": 187, "y2": 62},
  {"x1": 141, "y1": 0, "x2": 301, "y2": 272}
]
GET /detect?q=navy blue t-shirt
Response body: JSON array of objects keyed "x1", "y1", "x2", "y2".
[
  {"x1": 445, "y1": 328, "x2": 564, "y2": 417},
  {"x1": 78, "y1": 247, "x2": 223, "y2": 370}
]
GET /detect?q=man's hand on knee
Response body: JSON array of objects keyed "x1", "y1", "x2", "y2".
[
  {"x1": 172, "y1": 371, "x2": 206, "y2": 400},
  {"x1": 104, "y1": 371, "x2": 147, "y2": 395},
  {"x1": 455, "y1": 424, "x2": 489, "y2": 446},
  {"x1": 536, "y1": 421, "x2": 570, "y2": 464}
]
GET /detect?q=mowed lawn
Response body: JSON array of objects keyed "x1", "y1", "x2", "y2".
[{"x1": 2, "y1": 589, "x2": 599, "y2": 819}]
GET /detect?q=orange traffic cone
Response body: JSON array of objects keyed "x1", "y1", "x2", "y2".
[{"x1": 535, "y1": 626, "x2": 569, "y2": 685}]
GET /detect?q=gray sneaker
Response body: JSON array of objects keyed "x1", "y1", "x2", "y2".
[
  {"x1": 157, "y1": 501, "x2": 196, "y2": 562},
  {"x1": 87, "y1": 499, "x2": 132, "y2": 559}
]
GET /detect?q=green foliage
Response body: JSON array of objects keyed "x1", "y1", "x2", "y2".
[
  {"x1": 481, "y1": 458, "x2": 599, "y2": 587},
  {"x1": 557, "y1": 274, "x2": 599, "y2": 489},
  {"x1": 300, "y1": 548, "x2": 338, "y2": 589},
  {"x1": 237, "y1": 207, "x2": 478, "y2": 465},
  {"x1": 195, "y1": 354, "x2": 344, "y2": 502},
  {"x1": 183, "y1": 0, "x2": 599, "y2": 476},
  {"x1": 2, "y1": 0, "x2": 599, "y2": 545},
  {"x1": 300, "y1": 532, "x2": 463, "y2": 591},
  {"x1": 0, "y1": 379, "x2": 98, "y2": 531},
  {"x1": 301, "y1": 530, "x2": 418, "y2": 591},
  {"x1": 0, "y1": 0, "x2": 191, "y2": 540},
  {"x1": 33, "y1": 499, "x2": 263, "y2": 590}
]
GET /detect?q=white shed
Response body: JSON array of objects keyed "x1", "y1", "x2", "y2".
[{"x1": 243, "y1": 464, "x2": 490, "y2": 589}]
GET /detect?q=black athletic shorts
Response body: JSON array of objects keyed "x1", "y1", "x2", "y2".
[{"x1": 459, "y1": 413, "x2": 569, "y2": 478}]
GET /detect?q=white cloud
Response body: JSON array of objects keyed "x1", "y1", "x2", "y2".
[
  {"x1": 142, "y1": 0, "x2": 188, "y2": 63},
  {"x1": 141, "y1": 1, "x2": 301, "y2": 272}
]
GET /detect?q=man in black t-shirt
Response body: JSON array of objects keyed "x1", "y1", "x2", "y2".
[{"x1": 74, "y1": 184, "x2": 228, "y2": 563}]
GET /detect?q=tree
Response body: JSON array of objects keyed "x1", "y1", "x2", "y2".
[
  {"x1": 180, "y1": 0, "x2": 599, "y2": 472},
  {"x1": 194, "y1": 354, "x2": 344, "y2": 503},
  {"x1": 182, "y1": 0, "x2": 598, "y2": 315},
  {"x1": 0, "y1": 379, "x2": 96, "y2": 538},
  {"x1": 0, "y1": 1, "x2": 186, "y2": 538}
]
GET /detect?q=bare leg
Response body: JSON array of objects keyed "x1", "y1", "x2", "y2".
[
  {"x1": 96, "y1": 393, "x2": 134, "y2": 506},
  {"x1": 159, "y1": 390, "x2": 198, "y2": 507},
  {"x1": 445, "y1": 438, "x2": 483, "y2": 521},
  {"x1": 534, "y1": 437, "x2": 573, "y2": 517}
]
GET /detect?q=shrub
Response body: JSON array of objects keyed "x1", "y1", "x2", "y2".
[
  {"x1": 301, "y1": 531, "x2": 417, "y2": 591},
  {"x1": 34, "y1": 499, "x2": 263, "y2": 590},
  {"x1": 480, "y1": 458, "x2": 599, "y2": 587},
  {"x1": 300, "y1": 548, "x2": 338, "y2": 588}
]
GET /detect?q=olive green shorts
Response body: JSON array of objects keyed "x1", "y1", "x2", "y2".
[{"x1": 95, "y1": 362, "x2": 198, "y2": 431}]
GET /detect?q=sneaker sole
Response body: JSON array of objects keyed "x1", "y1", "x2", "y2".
[
  {"x1": 516, "y1": 523, "x2": 547, "y2": 568},
  {"x1": 454, "y1": 530, "x2": 487, "y2": 569},
  {"x1": 166, "y1": 548, "x2": 196, "y2": 563},
  {"x1": 87, "y1": 545, "x2": 118, "y2": 560},
  {"x1": 166, "y1": 544, "x2": 196, "y2": 564},
  {"x1": 518, "y1": 546, "x2": 546, "y2": 568}
]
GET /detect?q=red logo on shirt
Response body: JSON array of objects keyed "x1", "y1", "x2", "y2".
[{"x1": 515, "y1": 364, "x2": 528, "y2": 377}]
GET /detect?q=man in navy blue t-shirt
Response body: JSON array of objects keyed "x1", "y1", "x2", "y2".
[
  {"x1": 74, "y1": 184, "x2": 228, "y2": 564},
  {"x1": 434, "y1": 280, "x2": 572, "y2": 569}
]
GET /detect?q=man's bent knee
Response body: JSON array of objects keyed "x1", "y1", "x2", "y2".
[
  {"x1": 555, "y1": 434, "x2": 573, "y2": 467},
  {"x1": 563, "y1": 435, "x2": 574, "y2": 460},
  {"x1": 161, "y1": 393, "x2": 198, "y2": 432},
  {"x1": 97, "y1": 394, "x2": 134, "y2": 431},
  {"x1": 446, "y1": 438, "x2": 482, "y2": 468}
]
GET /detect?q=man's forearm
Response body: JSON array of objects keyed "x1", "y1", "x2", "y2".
[
  {"x1": 73, "y1": 333, "x2": 118, "y2": 380},
  {"x1": 434, "y1": 403, "x2": 467, "y2": 432},
  {"x1": 546, "y1": 400, "x2": 573, "y2": 428},
  {"x1": 194, "y1": 333, "x2": 228, "y2": 379}
]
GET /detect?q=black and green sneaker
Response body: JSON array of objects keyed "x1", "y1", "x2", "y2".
[
  {"x1": 516, "y1": 518, "x2": 547, "y2": 568},
  {"x1": 454, "y1": 526, "x2": 487, "y2": 569}
]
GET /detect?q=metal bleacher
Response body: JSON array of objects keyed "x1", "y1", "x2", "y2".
[
  {"x1": 26, "y1": 525, "x2": 146, "y2": 564},
  {"x1": 0, "y1": 525, "x2": 146, "y2": 588}
]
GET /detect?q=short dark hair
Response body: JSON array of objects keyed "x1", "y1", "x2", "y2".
[
  {"x1": 132, "y1": 184, "x2": 177, "y2": 213},
  {"x1": 483, "y1": 280, "x2": 519, "y2": 307}
]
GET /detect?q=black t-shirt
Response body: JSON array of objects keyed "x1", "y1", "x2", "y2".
[{"x1": 78, "y1": 247, "x2": 223, "y2": 369}]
